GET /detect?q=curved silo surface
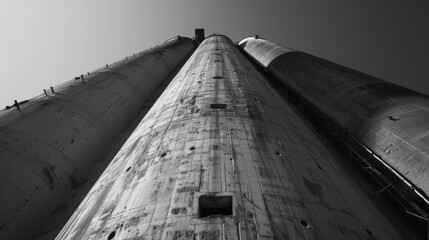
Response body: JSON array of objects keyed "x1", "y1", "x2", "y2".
[
  {"x1": 0, "y1": 37, "x2": 195, "y2": 240},
  {"x1": 56, "y1": 35, "x2": 420, "y2": 239},
  {"x1": 239, "y1": 36, "x2": 429, "y2": 207}
]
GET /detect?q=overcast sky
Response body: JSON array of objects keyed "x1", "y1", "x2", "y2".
[{"x1": 1, "y1": 0, "x2": 429, "y2": 108}]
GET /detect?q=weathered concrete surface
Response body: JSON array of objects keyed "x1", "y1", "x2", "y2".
[
  {"x1": 31, "y1": 63, "x2": 183, "y2": 240},
  {"x1": 240, "y1": 37, "x2": 429, "y2": 199},
  {"x1": 0, "y1": 37, "x2": 195, "y2": 240},
  {"x1": 57, "y1": 35, "x2": 419, "y2": 239}
]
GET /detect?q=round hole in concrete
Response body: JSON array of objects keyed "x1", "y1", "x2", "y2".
[
  {"x1": 189, "y1": 146, "x2": 195, "y2": 151},
  {"x1": 300, "y1": 220, "x2": 309, "y2": 228},
  {"x1": 107, "y1": 231, "x2": 116, "y2": 240},
  {"x1": 275, "y1": 151, "x2": 281, "y2": 156},
  {"x1": 160, "y1": 152, "x2": 167, "y2": 157}
]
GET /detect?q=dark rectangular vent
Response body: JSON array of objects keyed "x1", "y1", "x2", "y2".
[
  {"x1": 210, "y1": 104, "x2": 227, "y2": 109},
  {"x1": 213, "y1": 76, "x2": 222, "y2": 79},
  {"x1": 195, "y1": 28, "x2": 205, "y2": 43},
  {"x1": 199, "y1": 196, "x2": 233, "y2": 217}
]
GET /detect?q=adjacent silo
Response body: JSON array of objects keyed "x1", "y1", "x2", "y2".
[
  {"x1": 0, "y1": 37, "x2": 195, "y2": 240},
  {"x1": 239, "y1": 36, "x2": 429, "y2": 206}
]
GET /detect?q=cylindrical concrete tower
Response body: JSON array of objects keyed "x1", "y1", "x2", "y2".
[
  {"x1": 56, "y1": 35, "x2": 420, "y2": 239},
  {"x1": 239, "y1": 36, "x2": 429, "y2": 207},
  {"x1": 0, "y1": 37, "x2": 195, "y2": 240}
]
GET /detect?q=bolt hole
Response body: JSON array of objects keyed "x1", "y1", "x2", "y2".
[
  {"x1": 160, "y1": 152, "x2": 167, "y2": 157},
  {"x1": 107, "y1": 231, "x2": 116, "y2": 240},
  {"x1": 126, "y1": 167, "x2": 131, "y2": 172},
  {"x1": 275, "y1": 151, "x2": 281, "y2": 156},
  {"x1": 317, "y1": 165, "x2": 322, "y2": 170},
  {"x1": 189, "y1": 146, "x2": 195, "y2": 151},
  {"x1": 300, "y1": 220, "x2": 309, "y2": 228}
]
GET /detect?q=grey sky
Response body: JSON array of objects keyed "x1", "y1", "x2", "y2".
[{"x1": 1, "y1": 0, "x2": 429, "y2": 108}]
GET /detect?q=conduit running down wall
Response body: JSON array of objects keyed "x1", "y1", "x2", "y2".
[
  {"x1": 56, "y1": 35, "x2": 420, "y2": 240},
  {"x1": 0, "y1": 37, "x2": 195, "y2": 240}
]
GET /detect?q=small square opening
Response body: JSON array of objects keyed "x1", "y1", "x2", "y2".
[
  {"x1": 199, "y1": 196, "x2": 233, "y2": 217},
  {"x1": 210, "y1": 103, "x2": 227, "y2": 109}
]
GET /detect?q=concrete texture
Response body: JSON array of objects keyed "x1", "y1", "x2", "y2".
[
  {"x1": 240, "y1": 37, "x2": 429, "y2": 202},
  {"x1": 56, "y1": 35, "x2": 420, "y2": 239},
  {"x1": 0, "y1": 37, "x2": 195, "y2": 240}
]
